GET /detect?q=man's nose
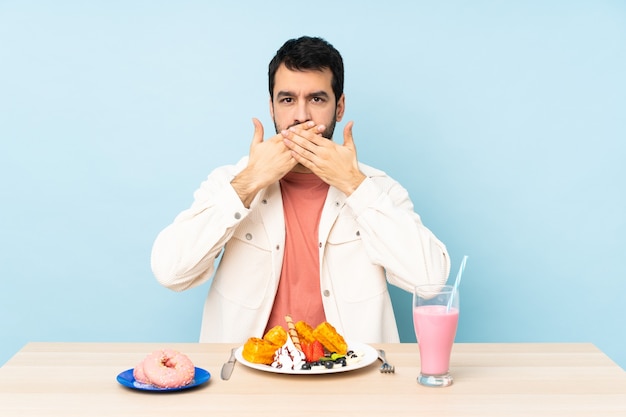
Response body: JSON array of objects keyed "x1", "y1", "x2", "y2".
[{"x1": 293, "y1": 101, "x2": 310, "y2": 124}]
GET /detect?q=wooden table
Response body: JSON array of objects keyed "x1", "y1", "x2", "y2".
[{"x1": 0, "y1": 342, "x2": 624, "y2": 416}]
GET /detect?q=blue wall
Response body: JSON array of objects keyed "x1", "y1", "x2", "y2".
[{"x1": 2, "y1": 1, "x2": 624, "y2": 369}]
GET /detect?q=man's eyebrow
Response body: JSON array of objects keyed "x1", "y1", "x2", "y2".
[
  {"x1": 276, "y1": 90, "x2": 294, "y2": 99},
  {"x1": 308, "y1": 91, "x2": 330, "y2": 99},
  {"x1": 275, "y1": 90, "x2": 330, "y2": 99}
]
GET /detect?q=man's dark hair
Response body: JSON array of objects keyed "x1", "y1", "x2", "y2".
[{"x1": 268, "y1": 36, "x2": 344, "y2": 104}]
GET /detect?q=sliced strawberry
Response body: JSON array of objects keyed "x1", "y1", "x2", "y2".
[
  {"x1": 301, "y1": 342, "x2": 313, "y2": 362},
  {"x1": 310, "y1": 340, "x2": 325, "y2": 362}
]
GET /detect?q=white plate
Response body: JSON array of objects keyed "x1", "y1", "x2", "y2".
[{"x1": 234, "y1": 341, "x2": 378, "y2": 375}]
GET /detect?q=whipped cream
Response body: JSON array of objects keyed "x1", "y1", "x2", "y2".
[
  {"x1": 345, "y1": 350, "x2": 364, "y2": 366},
  {"x1": 271, "y1": 336, "x2": 305, "y2": 370}
]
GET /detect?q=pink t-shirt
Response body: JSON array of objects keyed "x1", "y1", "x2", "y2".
[{"x1": 265, "y1": 171, "x2": 329, "y2": 332}]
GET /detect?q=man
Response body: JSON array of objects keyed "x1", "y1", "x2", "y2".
[{"x1": 151, "y1": 36, "x2": 449, "y2": 343}]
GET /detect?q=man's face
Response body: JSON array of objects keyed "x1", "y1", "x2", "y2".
[{"x1": 270, "y1": 63, "x2": 345, "y2": 139}]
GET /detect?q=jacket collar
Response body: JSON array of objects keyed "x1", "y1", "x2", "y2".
[{"x1": 256, "y1": 181, "x2": 346, "y2": 246}]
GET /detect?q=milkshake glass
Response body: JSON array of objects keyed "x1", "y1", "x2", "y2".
[{"x1": 413, "y1": 284, "x2": 459, "y2": 387}]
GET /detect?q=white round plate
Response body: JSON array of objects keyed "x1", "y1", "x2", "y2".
[{"x1": 234, "y1": 341, "x2": 378, "y2": 375}]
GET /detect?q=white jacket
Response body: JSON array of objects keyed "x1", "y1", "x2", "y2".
[{"x1": 151, "y1": 157, "x2": 450, "y2": 343}]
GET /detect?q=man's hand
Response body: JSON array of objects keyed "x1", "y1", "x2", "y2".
[
  {"x1": 231, "y1": 119, "x2": 316, "y2": 207},
  {"x1": 282, "y1": 121, "x2": 366, "y2": 196}
]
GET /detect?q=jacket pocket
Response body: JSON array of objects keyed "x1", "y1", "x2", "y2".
[
  {"x1": 212, "y1": 220, "x2": 274, "y2": 309},
  {"x1": 324, "y1": 216, "x2": 387, "y2": 303}
]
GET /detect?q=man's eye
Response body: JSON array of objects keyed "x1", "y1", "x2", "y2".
[
  {"x1": 312, "y1": 97, "x2": 325, "y2": 103},
  {"x1": 281, "y1": 98, "x2": 293, "y2": 103}
]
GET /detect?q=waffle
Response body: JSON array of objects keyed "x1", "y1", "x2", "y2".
[
  {"x1": 242, "y1": 337, "x2": 280, "y2": 365},
  {"x1": 312, "y1": 321, "x2": 348, "y2": 355},
  {"x1": 242, "y1": 325, "x2": 287, "y2": 364},
  {"x1": 263, "y1": 325, "x2": 288, "y2": 347},
  {"x1": 295, "y1": 320, "x2": 316, "y2": 345}
]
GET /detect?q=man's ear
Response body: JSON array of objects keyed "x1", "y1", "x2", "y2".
[{"x1": 335, "y1": 94, "x2": 346, "y2": 122}]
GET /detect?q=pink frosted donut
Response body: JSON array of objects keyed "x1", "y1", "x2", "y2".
[
  {"x1": 133, "y1": 359, "x2": 150, "y2": 384},
  {"x1": 140, "y1": 349, "x2": 195, "y2": 388}
]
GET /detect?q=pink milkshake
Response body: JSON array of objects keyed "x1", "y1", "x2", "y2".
[
  {"x1": 413, "y1": 305, "x2": 459, "y2": 375},
  {"x1": 413, "y1": 284, "x2": 460, "y2": 387}
]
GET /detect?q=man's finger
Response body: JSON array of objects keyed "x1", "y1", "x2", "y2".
[
  {"x1": 343, "y1": 121, "x2": 355, "y2": 147},
  {"x1": 251, "y1": 118, "x2": 264, "y2": 145}
]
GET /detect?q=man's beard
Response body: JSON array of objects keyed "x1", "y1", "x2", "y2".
[{"x1": 274, "y1": 115, "x2": 337, "y2": 140}]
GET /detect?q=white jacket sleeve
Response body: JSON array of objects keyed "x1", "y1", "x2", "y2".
[
  {"x1": 345, "y1": 166, "x2": 450, "y2": 292},
  {"x1": 151, "y1": 159, "x2": 250, "y2": 291}
]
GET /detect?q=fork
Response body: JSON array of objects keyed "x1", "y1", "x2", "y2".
[{"x1": 377, "y1": 349, "x2": 395, "y2": 373}]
